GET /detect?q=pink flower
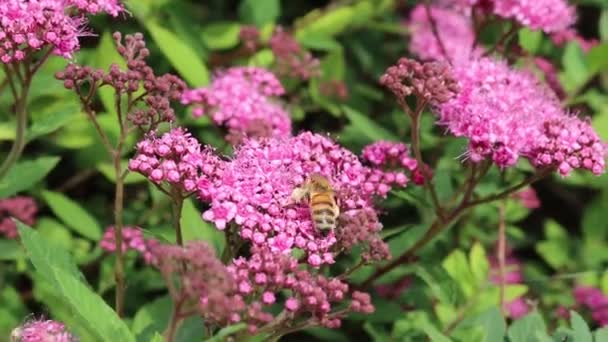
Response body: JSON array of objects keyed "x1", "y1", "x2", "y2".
[
  {"x1": 99, "y1": 226, "x2": 158, "y2": 264},
  {"x1": 129, "y1": 128, "x2": 224, "y2": 195},
  {"x1": 437, "y1": 57, "x2": 606, "y2": 175},
  {"x1": 12, "y1": 319, "x2": 77, "y2": 342},
  {"x1": 0, "y1": 0, "x2": 123, "y2": 63},
  {"x1": 181, "y1": 67, "x2": 291, "y2": 144},
  {"x1": 512, "y1": 187, "x2": 541, "y2": 209},
  {"x1": 200, "y1": 132, "x2": 393, "y2": 266},
  {"x1": 0, "y1": 196, "x2": 37, "y2": 239},
  {"x1": 269, "y1": 27, "x2": 320, "y2": 80},
  {"x1": 573, "y1": 286, "x2": 608, "y2": 326},
  {"x1": 407, "y1": 5, "x2": 482, "y2": 63}
]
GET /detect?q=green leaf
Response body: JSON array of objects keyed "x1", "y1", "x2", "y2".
[
  {"x1": 150, "y1": 333, "x2": 164, "y2": 342},
  {"x1": 238, "y1": 0, "x2": 280, "y2": 26},
  {"x1": 464, "y1": 307, "x2": 506, "y2": 342},
  {"x1": 145, "y1": 21, "x2": 209, "y2": 86},
  {"x1": 0, "y1": 239, "x2": 23, "y2": 260},
  {"x1": 570, "y1": 311, "x2": 593, "y2": 342},
  {"x1": 298, "y1": 33, "x2": 342, "y2": 52},
  {"x1": 18, "y1": 224, "x2": 134, "y2": 342},
  {"x1": 507, "y1": 312, "x2": 547, "y2": 342},
  {"x1": 469, "y1": 243, "x2": 489, "y2": 285},
  {"x1": 132, "y1": 296, "x2": 205, "y2": 342},
  {"x1": 562, "y1": 42, "x2": 589, "y2": 93},
  {"x1": 443, "y1": 249, "x2": 476, "y2": 298},
  {"x1": 205, "y1": 323, "x2": 246, "y2": 342},
  {"x1": 518, "y1": 28, "x2": 542, "y2": 54},
  {"x1": 342, "y1": 105, "x2": 398, "y2": 142},
  {"x1": 201, "y1": 22, "x2": 241, "y2": 50},
  {"x1": 26, "y1": 102, "x2": 80, "y2": 142},
  {"x1": 586, "y1": 43, "x2": 608, "y2": 75},
  {"x1": 0, "y1": 156, "x2": 60, "y2": 198},
  {"x1": 595, "y1": 327, "x2": 608, "y2": 341},
  {"x1": 42, "y1": 191, "x2": 102, "y2": 240},
  {"x1": 422, "y1": 324, "x2": 452, "y2": 342},
  {"x1": 600, "y1": 10, "x2": 608, "y2": 42},
  {"x1": 181, "y1": 198, "x2": 225, "y2": 254}
]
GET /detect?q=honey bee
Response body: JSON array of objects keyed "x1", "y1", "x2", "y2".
[{"x1": 291, "y1": 173, "x2": 340, "y2": 232}]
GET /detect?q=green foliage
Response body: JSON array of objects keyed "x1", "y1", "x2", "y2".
[{"x1": 0, "y1": 156, "x2": 60, "y2": 197}]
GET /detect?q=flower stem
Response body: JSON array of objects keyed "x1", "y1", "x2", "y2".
[
  {"x1": 170, "y1": 188, "x2": 184, "y2": 246},
  {"x1": 113, "y1": 150, "x2": 127, "y2": 317},
  {"x1": 0, "y1": 66, "x2": 31, "y2": 180},
  {"x1": 497, "y1": 201, "x2": 507, "y2": 315},
  {"x1": 165, "y1": 295, "x2": 185, "y2": 342}
]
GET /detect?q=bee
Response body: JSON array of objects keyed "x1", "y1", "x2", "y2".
[{"x1": 291, "y1": 173, "x2": 340, "y2": 232}]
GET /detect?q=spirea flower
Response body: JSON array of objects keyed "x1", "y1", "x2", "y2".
[
  {"x1": 511, "y1": 187, "x2": 540, "y2": 209},
  {"x1": 573, "y1": 286, "x2": 608, "y2": 326},
  {"x1": 0, "y1": 196, "x2": 37, "y2": 239},
  {"x1": 201, "y1": 132, "x2": 393, "y2": 266},
  {"x1": 129, "y1": 128, "x2": 224, "y2": 195},
  {"x1": 437, "y1": 57, "x2": 606, "y2": 175},
  {"x1": 380, "y1": 58, "x2": 460, "y2": 106},
  {"x1": 269, "y1": 27, "x2": 320, "y2": 80},
  {"x1": 489, "y1": 252, "x2": 530, "y2": 319},
  {"x1": 445, "y1": 0, "x2": 575, "y2": 33},
  {"x1": 56, "y1": 33, "x2": 186, "y2": 129},
  {"x1": 99, "y1": 226, "x2": 158, "y2": 264},
  {"x1": 0, "y1": 0, "x2": 122, "y2": 63},
  {"x1": 239, "y1": 25, "x2": 260, "y2": 52},
  {"x1": 12, "y1": 319, "x2": 78, "y2": 342},
  {"x1": 407, "y1": 4, "x2": 481, "y2": 63},
  {"x1": 181, "y1": 67, "x2": 291, "y2": 144}
]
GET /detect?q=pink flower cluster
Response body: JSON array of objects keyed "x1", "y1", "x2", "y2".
[
  {"x1": 445, "y1": 0, "x2": 575, "y2": 33},
  {"x1": 269, "y1": 27, "x2": 320, "y2": 80},
  {"x1": 12, "y1": 319, "x2": 77, "y2": 342},
  {"x1": 201, "y1": 132, "x2": 395, "y2": 266},
  {"x1": 181, "y1": 67, "x2": 291, "y2": 145},
  {"x1": 512, "y1": 187, "x2": 541, "y2": 209},
  {"x1": 99, "y1": 226, "x2": 158, "y2": 264},
  {"x1": 408, "y1": 5, "x2": 481, "y2": 64},
  {"x1": 0, "y1": 196, "x2": 37, "y2": 239},
  {"x1": 129, "y1": 128, "x2": 223, "y2": 195},
  {"x1": 0, "y1": 0, "x2": 122, "y2": 63},
  {"x1": 361, "y1": 141, "x2": 431, "y2": 186},
  {"x1": 488, "y1": 253, "x2": 530, "y2": 319},
  {"x1": 573, "y1": 286, "x2": 608, "y2": 326},
  {"x1": 437, "y1": 57, "x2": 606, "y2": 175},
  {"x1": 152, "y1": 242, "x2": 373, "y2": 332}
]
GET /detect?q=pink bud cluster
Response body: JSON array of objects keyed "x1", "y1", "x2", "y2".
[
  {"x1": 408, "y1": 4, "x2": 481, "y2": 64},
  {"x1": 0, "y1": 0, "x2": 122, "y2": 63},
  {"x1": 239, "y1": 25, "x2": 260, "y2": 52},
  {"x1": 201, "y1": 132, "x2": 394, "y2": 266},
  {"x1": 318, "y1": 80, "x2": 349, "y2": 100},
  {"x1": 573, "y1": 286, "x2": 608, "y2": 326},
  {"x1": 437, "y1": 57, "x2": 606, "y2": 175},
  {"x1": 0, "y1": 196, "x2": 37, "y2": 239},
  {"x1": 181, "y1": 67, "x2": 291, "y2": 145},
  {"x1": 488, "y1": 253, "x2": 530, "y2": 319},
  {"x1": 99, "y1": 226, "x2": 158, "y2": 264},
  {"x1": 336, "y1": 208, "x2": 390, "y2": 262},
  {"x1": 128, "y1": 128, "x2": 224, "y2": 196},
  {"x1": 269, "y1": 27, "x2": 320, "y2": 80},
  {"x1": 361, "y1": 141, "x2": 432, "y2": 187},
  {"x1": 550, "y1": 29, "x2": 599, "y2": 53},
  {"x1": 151, "y1": 242, "x2": 374, "y2": 332},
  {"x1": 56, "y1": 33, "x2": 186, "y2": 129},
  {"x1": 445, "y1": 0, "x2": 575, "y2": 33},
  {"x1": 12, "y1": 319, "x2": 78, "y2": 342},
  {"x1": 380, "y1": 58, "x2": 460, "y2": 105}
]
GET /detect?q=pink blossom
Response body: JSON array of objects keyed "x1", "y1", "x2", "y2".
[
  {"x1": 0, "y1": 196, "x2": 37, "y2": 239},
  {"x1": 573, "y1": 286, "x2": 608, "y2": 326},
  {"x1": 437, "y1": 57, "x2": 606, "y2": 175},
  {"x1": 0, "y1": 0, "x2": 123, "y2": 63},
  {"x1": 512, "y1": 187, "x2": 541, "y2": 209},
  {"x1": 200, "y1": 132, "x2": 393, "y2": 265},
  {"x1": 99, "y1": 226, "x2": 158, "y2": 264},
  {"x1": 181, "y1": 67, "x2": 291, "y2": 144},
  {"x1": 407, "y1": 5, "x2": 481, "y2": 63},
  {"x1": 12, "y1": 319, "x2": 77, "y2": 342},
  {"x1": 269, "y1": 27, "x2": 320, "y2": 80},
  {"x1": 129, "y1": 128, "x2": 224, "y2": 195}
]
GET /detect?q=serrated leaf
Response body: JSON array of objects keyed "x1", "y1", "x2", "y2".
[
  {"x1": 562, "y1": 42, "x2": 589, "y2": 93},
  {"x1": 42, "y1": 191, "x2": 102, "y2": 240},
  {"x1": 507, "y1": 311, "x2": 547, "y2": 342},
  {"x1": 0, "y1": 156, "x2": 60, "y2": 198},
  {"x1": 145, "y1": 21, "x2": 209, "y2": 86},
  {"x1": 18, "y1": 224, "x2": 134, "y2": 342},
  {"x1": 443, "y1": 249, "x2": 476, "y2": 298},
  {"x1": 518, "y1": 28, "x2": 542, "y2": 54},
  {"x1": 26, "y1": 102, "x2": 80, "y2": 142},
  {"x1": 469, "y1": 243, "x2": 489, "y2": 285},
  {"x1": 570, "y1": 311, "x2": 593, "y2": 342}
]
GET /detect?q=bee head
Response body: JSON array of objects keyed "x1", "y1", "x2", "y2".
[{"x1": 308, "y1": 173, "x2": 333, "y2": 192}]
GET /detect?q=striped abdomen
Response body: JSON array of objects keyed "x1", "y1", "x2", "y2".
[{"x1": 310, "y1": 192, "x2": 339, "y2": 231}]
